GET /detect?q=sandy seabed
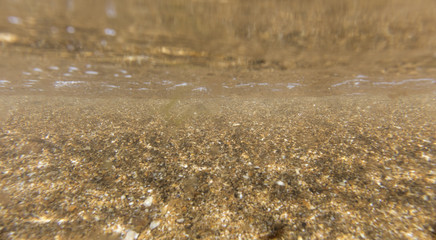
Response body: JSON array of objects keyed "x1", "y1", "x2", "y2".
[{"x1": 0, "y1": 94, "x2": 435, "y2": 239}]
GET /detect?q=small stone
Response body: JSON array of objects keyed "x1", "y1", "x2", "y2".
[
  {"x1": 67, "y1": 205, "x2": 77, "y2": 212},
  {"x1": 276, "y1": 180, "x2": 285, "y2": 186},
  {"x1": 176, "y1": 218, "x2": 185, "y2": 223},
  {"x1": 143, "y1": 196, "x2": 153, "y2": 207},
  {"x1": 339, "y1": 180, "x2": 346, "y2": 186},
  {"x1": 150, "y1": 220, "x2": 160, "y2": 230},
  {"x1": 123, "y1": 229, "x2": 138, "y2": 240}
]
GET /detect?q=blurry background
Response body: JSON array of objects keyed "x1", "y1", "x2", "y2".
[{"x1": 1, "y1": 0, "x2": 436, "y2": 96}]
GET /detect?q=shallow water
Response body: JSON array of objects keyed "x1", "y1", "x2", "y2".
[
  {"x1": 1, "y1": 0, "x2": 436, "y2": 97},
  {"x1": 1, "y1": 1, "x2": 436, "y2": 239}
]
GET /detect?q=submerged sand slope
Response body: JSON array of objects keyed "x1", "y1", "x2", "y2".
[{"x1": 0, "y1": 95, "x2": 435, "y2": 239}]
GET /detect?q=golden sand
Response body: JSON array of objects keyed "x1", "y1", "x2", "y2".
[{"x1": 0, "y1": 95, "x2": 434, "y2": 239}]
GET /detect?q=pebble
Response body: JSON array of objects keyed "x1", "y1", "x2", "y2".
[
  {"x1": 295, "y1": 168, "x2": 300, "y2": 175},
  {"x1": 150, "y1": 220, "x2": 160, "y2": 230},
  {"x1": 276, "y1": 181, "x2": 285, "y2": 186},
  {"x1": 176, "y1": 218, "x2": 185, "y2": 223},
  {"x1": 143, "y1": 196, "x2": 153, "y2": 207},
  {"x1": 123, "y1": 230, "x2": 139, "y2": 240}
]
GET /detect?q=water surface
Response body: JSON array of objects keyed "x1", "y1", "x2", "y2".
[{"x1": 0, "y1": 0, "x2": 435, "y2": 97}]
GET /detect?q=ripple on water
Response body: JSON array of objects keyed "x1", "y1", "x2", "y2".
[
  {"x1": 23, "y1": 80, "x2": 38, "y2": 87},
  {"x1": 0, "y1": 80, "x2": 10, "y2": 87},
  {"x1": 7, "y1": 16, "x2": 22, "y2": 25},
  {"x1": 373, "y1": 78, "x2": 436, "y2": 86},
  {"x1": 332, "y1": 79, "x2": 370, "y2": 87},
  {"x1": 68, "y1": 66, "x2": 79, "y2": 72},
  {"x1": 85, "y1": 71, "x2": 99, "y2": 75},
  {"x1": 54, "y1": 81, "x2": 85, "y2": 88},
  {"x1": 4, "y1": 60, "x2": 436, "y2": 97},
  {"x1": 104, "y1": 28, "x2": 116, "y2": 36},
  {"x1": 287, "y1": 83, "x2": 301, "y2": 89},
  {"x1": 193, "y1": 87, "x2": 208, "y2": 92},
  {"x1": 48, "y1": 66, "x2": 59, "y2": 70}
]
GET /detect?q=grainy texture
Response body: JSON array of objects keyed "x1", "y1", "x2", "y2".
[{"x1": 0, "y1": 95, "x2": 435, "y2": 239}]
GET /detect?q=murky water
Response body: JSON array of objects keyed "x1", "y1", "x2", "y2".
[{"x1": 1, "y1": 0, "x2": 435, "y2": 97}]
